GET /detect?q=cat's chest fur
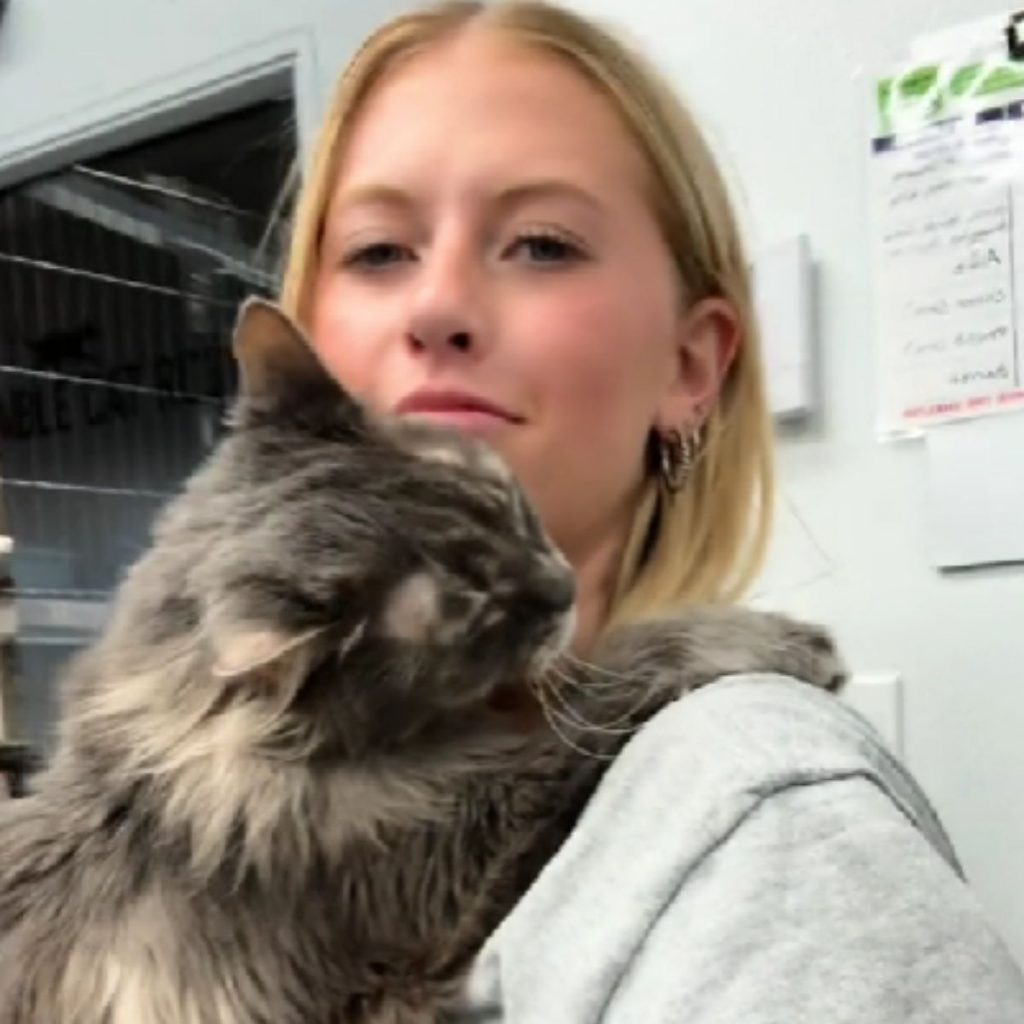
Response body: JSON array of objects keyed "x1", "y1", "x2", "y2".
[
  {"x1": 66, "y1": 885, "x2": 413, "y2": 1024},
  {"x1": 17, "y1": 843, "x2": 451, "y2": 1024},
  {"x1": 4, "y1": 751, "x2": 571, "y2": 1024}
]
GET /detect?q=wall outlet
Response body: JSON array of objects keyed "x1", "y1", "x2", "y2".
[{"x1": 843, "y1": 672, "x2": 904, "y2": 756}]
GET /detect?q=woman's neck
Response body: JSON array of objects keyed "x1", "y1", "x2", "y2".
[{"x1": 562, "y1": 501, "x2": 635, "y2": 656}]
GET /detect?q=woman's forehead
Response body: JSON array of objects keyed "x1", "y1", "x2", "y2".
[{"x1": 332, "y1": 31, "x2": 651, "y2": 206}]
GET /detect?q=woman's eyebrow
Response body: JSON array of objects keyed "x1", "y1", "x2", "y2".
[
  {"x1": 331, "y1": 184, "x2": 416, "y2": 214},
  {"x1": 331, "y1": 179, "x2": 607, "y2": 217},
  {"x1": 493, "y1": 179, "x2": 607, "y2": 216}
]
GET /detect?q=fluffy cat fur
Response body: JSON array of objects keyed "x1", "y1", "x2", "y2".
[{"x1": 0, "y1": 300, "x2": 846, "y2": 1024}]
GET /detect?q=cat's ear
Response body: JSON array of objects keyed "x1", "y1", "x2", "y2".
[
  {"x1": 210, "y1": 622, "x2": 327, "y2": 703},
  {"x1": 232, "y1": 298, "x2": 327, "y2": 398},
  {"x1": 232, "y1": 297, "x2": 373, "y2": 430}
]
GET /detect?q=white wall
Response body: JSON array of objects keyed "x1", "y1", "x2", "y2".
[
  {"x1": 567, "y1": 0, "x2": 1024, "y2": 964},
  {"x1": 2, "y1": 0, "x2": 1021, "y2": 968}
]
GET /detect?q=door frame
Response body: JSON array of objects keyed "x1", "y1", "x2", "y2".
[{"x1": 0, "y1": 26, "x2": 320, "y2": 192}]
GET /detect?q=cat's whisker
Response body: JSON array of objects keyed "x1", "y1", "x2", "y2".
[
  {"x1": 537, "y1": 673, "x2": 636, "y2": 737},
  {"x1": 539, "y1": 666, "x2": 639, "y2": 734},
  {"x1": 544, "y1": 655, "x2": 622, "y2": 693},
  {"x1": 543, "y1": 660, "x2": 659, "y2": 729},
  {"x1": 533, "y1": 685, "x2": 616, "y2": 762},
  {"x1": 561, "y1": 651, "x2": 634, "y2": 683},
  {"x1": 552, "y1": 659, "x2": 627, "y2": 694},
  {"x1": 545, "y1": 659, "x2": 611, "y2": 690}
]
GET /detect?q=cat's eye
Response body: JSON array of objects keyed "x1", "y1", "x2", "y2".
[{"x1": 467, "y1": 490, "x2": 512, "y2": 529}]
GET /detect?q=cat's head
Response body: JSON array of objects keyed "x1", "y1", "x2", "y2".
[{"x1": 153, "y1": 299, "x2": 575, "y2": 754}]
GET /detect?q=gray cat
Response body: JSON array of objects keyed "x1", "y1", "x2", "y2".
[{"x1": 0, "y1": 300, "x2": 845, "y2": 1024}]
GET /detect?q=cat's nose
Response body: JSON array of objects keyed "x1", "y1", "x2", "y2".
[{"x1": 531, "y1": 560, "x2": 576, "y2": 613}]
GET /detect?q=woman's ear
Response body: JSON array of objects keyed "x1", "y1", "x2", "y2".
[{"x1": 655, "y1": 296, "x2": 740, "y2": 432}]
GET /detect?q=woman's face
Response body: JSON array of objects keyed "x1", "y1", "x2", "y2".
[{"x1": 311, "y1": 30, "x2": 733, "y2": 565}]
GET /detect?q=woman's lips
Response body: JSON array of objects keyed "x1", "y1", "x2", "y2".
[{"x1": 394, "y1": 389, "x2": 523, "y2": 433}]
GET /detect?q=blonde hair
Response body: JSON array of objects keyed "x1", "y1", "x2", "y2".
[{"x1": 280, "y1": 0, "x2": 774, "y2": 628}]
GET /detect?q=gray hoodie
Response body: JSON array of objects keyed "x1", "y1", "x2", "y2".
[{"x1": 454, "y1": 675, "x2": 1024, "y2": 1022}]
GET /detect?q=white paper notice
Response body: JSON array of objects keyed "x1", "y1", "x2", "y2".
[
  {"x1": 924, "y1": 412, "x2": 1024, "y2": 569},
  {"x1": 871, "y1": 109, "x2": 1024, "y2": 436}
]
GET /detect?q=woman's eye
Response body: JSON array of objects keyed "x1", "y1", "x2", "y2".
[
  {"x1": 506, "y1": 232, "x2": 586, "y2": 266},
  {"x1": 342, "y1": 242, "x2": 412, "y2": 271}
]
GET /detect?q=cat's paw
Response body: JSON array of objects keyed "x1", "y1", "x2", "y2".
[
  {"x1": 691, "y1": 607, "x2": 848, "y2": 692},
  {"x1": 597, "y1": 606, "x2": 848, "y2": 697},
  {"x1": 768, "y1": 614, "x2": 847, "y2": 693}
]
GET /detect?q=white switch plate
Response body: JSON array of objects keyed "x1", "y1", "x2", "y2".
[
  {"x1": 843, "y1": 673, "x2": 904, "y2": 756},
  {"x1": 752, "y1": 233, "x2": 815, "y2": 420}
]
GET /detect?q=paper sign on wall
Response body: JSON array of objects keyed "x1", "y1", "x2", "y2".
[
  {"x1": 924, "y1": 411, "x2": 1024, "y2": 569},
  {"x1": 870, "y1": 56, "x2": 1024, "y2": 437}
]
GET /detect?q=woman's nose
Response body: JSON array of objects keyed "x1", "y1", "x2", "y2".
[{"x1": 405, "y1": 240, "x2": 487, "y2": 357}]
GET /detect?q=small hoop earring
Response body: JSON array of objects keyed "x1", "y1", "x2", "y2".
[{"x1": 659, "y1": 427, "x2": 700, "y2": 492}]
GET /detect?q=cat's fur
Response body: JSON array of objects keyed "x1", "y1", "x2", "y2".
[{"x1": 0, "y1": 300, "x2": 845, "y2": 1024}]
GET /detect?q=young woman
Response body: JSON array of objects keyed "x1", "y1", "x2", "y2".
[{"x1": 280, "y1": 2, "x2": 1024, "y2": 1018}]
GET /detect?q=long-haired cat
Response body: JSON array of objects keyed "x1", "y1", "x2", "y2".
[{"x1": 0, "y1": 300, "x2": 845, "y2": 1024}]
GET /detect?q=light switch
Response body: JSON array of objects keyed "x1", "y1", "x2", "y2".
[{"x1": 752, "y1": 233, "x2": 815, "y2": 420}]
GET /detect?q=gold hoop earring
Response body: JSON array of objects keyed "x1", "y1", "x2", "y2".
[{"x1": 659, "y1": 427, "x2": 700, "y2": 492}]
